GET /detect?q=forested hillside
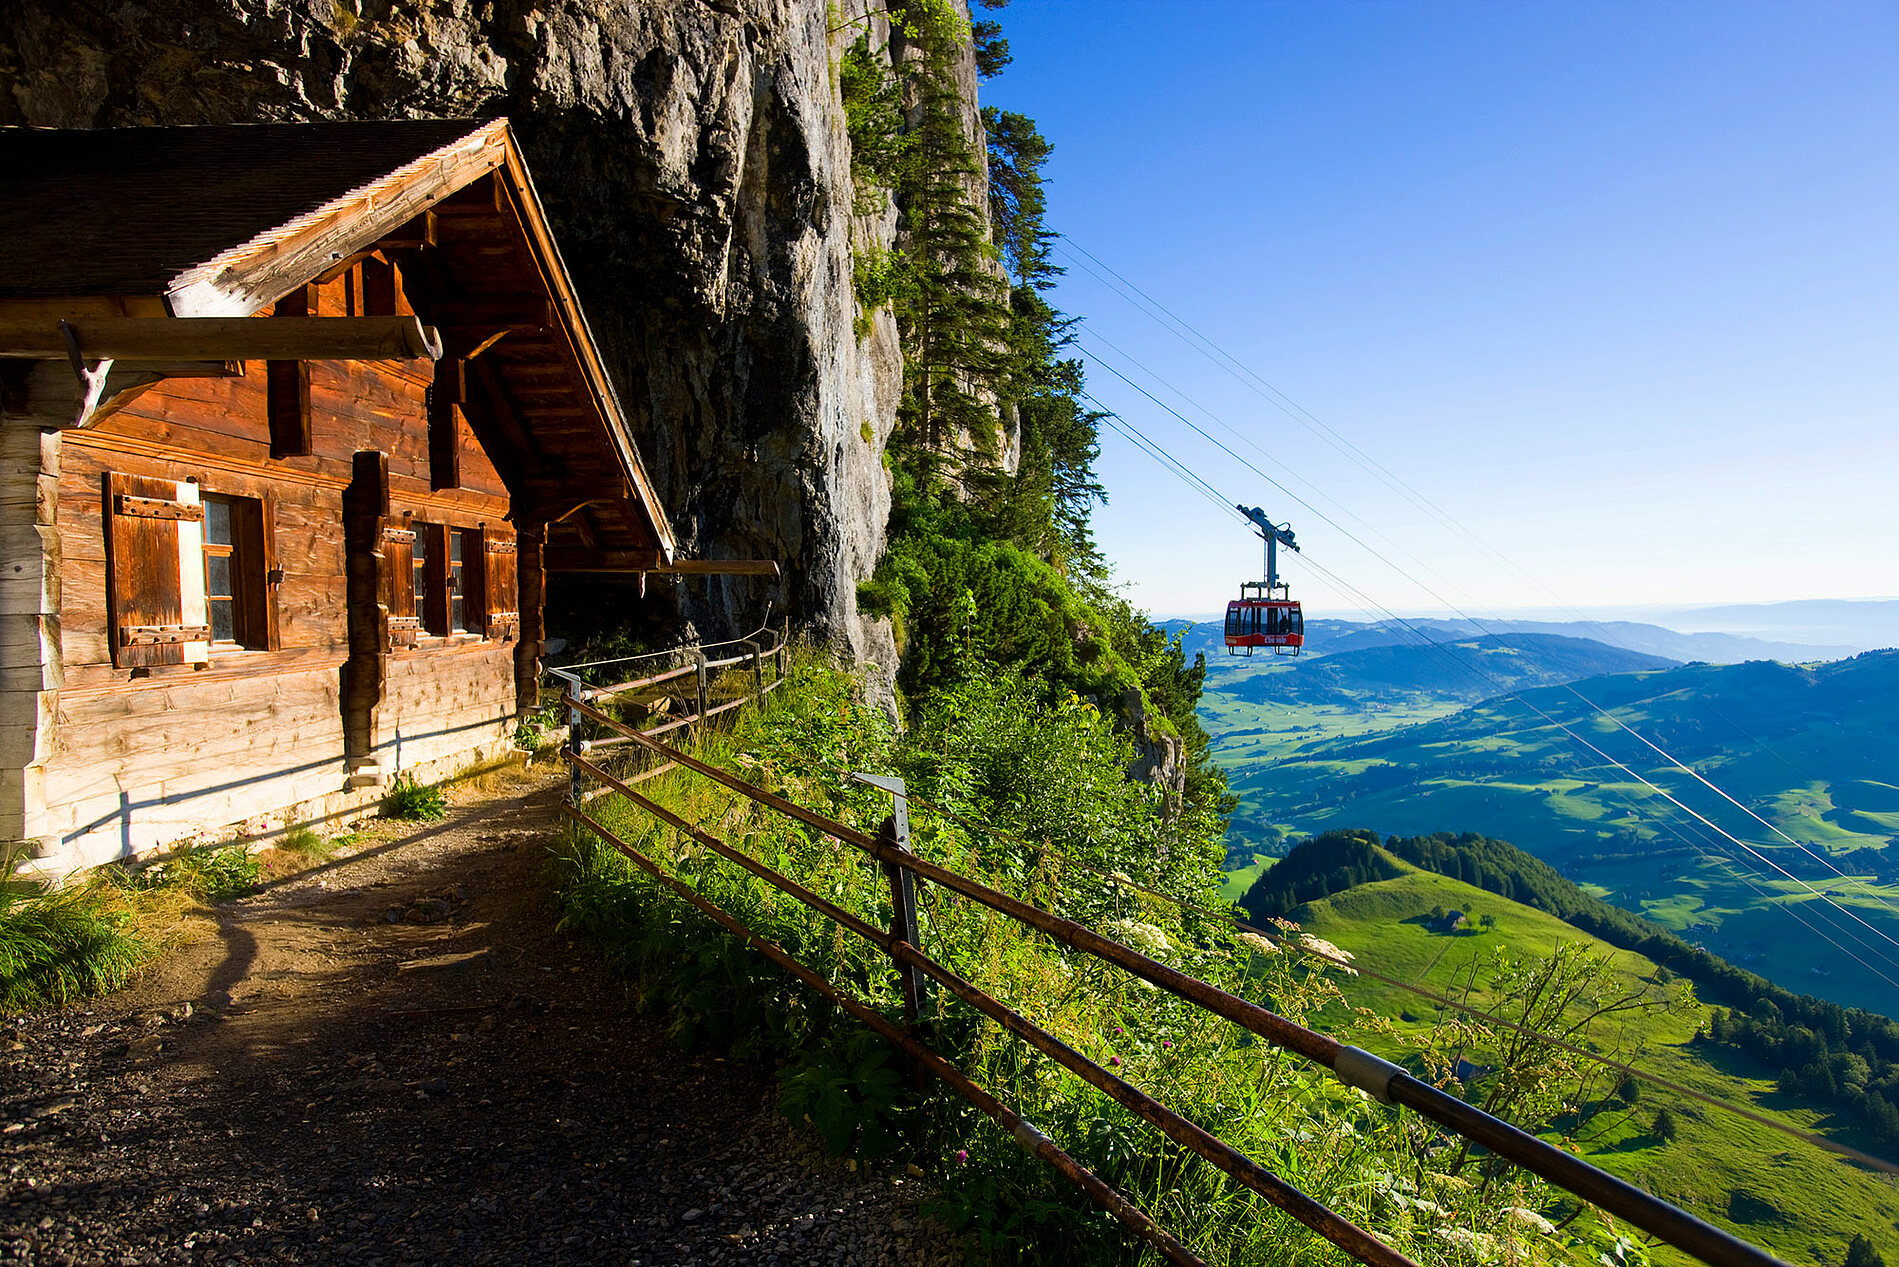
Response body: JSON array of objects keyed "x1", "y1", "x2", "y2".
[
  {"x1": 1234, "y1": 837, "x2": 1899, "y2": 1262},
  {"x1": 1246, "y1": 831, "x2": 1899, "y2": 1143}
]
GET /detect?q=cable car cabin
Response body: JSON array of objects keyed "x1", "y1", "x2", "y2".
[{"x1": 1225, "y1": 588, "x2": 1304, "y2": 656}]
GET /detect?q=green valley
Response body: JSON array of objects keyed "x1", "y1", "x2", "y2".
[
  {"x1": 1206, "y1": 647, "x2": 1899, "y2": 1015},
  {"x1": 1239, "y1": 837, "x2": 1899, "y2": 1265}
]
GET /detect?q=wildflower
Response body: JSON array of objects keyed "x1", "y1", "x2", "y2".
[
  {"x1": 1113, "y1": 1026, "x2": 1123, "y2": 1036},
  {"x1": 1103, "y1": 918, "x2": 1172, "y2": 957},
  {"x1": 952, "y1": 1149, "x2": 968, "y2": 1165},
  {"x1": 1434, "y1": 1226, "x2": 1498, "y2": 1257},
  {"x1": 1267, "y1": 916, "x2": 1301, "y2": 932},
  {"x1": 1109, "y1": 869, "x2": 1135, "y2": 886},
  {"x1": 1108, "y1": 1055, "x2": 1121, "y2": 1067},
  {"x1": 1297, "y1": 933, "x2": 1359, "y2": 976},
  {"x1": 1503, "y1": 1208, "x2": 1556, "y2": 1235},
  {"x1": 1236, "y1": 930, "x2": 1279, "y2": 956},
  {"x1": 1162, "y1": 1039, "x2": 1173, "y2": 1049}
]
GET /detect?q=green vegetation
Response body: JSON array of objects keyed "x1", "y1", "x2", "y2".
[
  {"x1": 839, "y1": 7, "x2": 1229, "y2": 840},
  {"x1": 384, "y1": 773, "x2": 449, "y2": 822},
  {"x1": 1251, "y1": 841, "x2": 1899, "y2": 1265},
  {"x1": 1254, "y1": 829, "x2": 1899, "y2": 1149},
  {"x1": 126, "y1": 842, "x2": 262, "y2": 902},
  {"x1": 559, "y1": 658, "x2": 1658, "y2": 1267},
  {"x1": 1210, "y1": 650, "x2": 1899, "y2": 1013},
  {"x1": 2, "y1": 836, "x2": 269, "y2": 1010},
  {"x1": 1, "y1": 877, "x2": 149, "y2": 1011}
]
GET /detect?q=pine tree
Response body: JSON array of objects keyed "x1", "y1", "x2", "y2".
[
  {"x1": 889, "y1": 25, "x2": 1011, "y2": 466},
  {"x1": 1845, "y1": 1234, "x2": 1886, "y2": 1267}
]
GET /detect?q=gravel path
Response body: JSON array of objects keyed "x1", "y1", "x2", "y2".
[{"x1": 1, "y1": 764, "x2": 958, "y2": 1265}]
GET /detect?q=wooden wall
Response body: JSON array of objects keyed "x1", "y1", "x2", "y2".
[{"x1": 41, "y1": 264, "x2": 523, "y2": 869}]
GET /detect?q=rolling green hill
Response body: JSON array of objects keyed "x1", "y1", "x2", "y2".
[
  {"x1": 1244, "y1": 843, "x2": 1899, "y2": 1266},
  {"x1": 1213, "y1": 632, "x2": 1675, "y2": 707},
  {"x1": 1215, "y1": 651, "x2": 1899, "y2": 1014}
]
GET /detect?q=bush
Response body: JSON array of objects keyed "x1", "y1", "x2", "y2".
[
  {"x1": 554, "y1": 659, "x2": 1582, "y2": 1266},
  {"x1": 384, "y1": 774, "x2": 448, "y2": 821},
  {"x1": 0, "y1": 880, "x2": 148, "y2": 1012},
  {"x1": 128, "y1": 844, "x2": 262, "y2": 903}
]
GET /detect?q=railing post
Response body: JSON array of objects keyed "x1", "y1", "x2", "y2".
[
  {"x1": 552, "y1": 667, "x2": 583, "y2": 809},
  {"x1": 857, "y1": 773, "x2": 922, "y2": 1028},
  {"x1": 747, "y1": 639, "x2": 764, "y2": 700},
  {"x1": 694, "y1": 649, "x2": 709, "y2": 724}
]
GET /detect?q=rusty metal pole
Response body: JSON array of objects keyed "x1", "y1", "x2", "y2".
[
  {"x1": 551, "y1": 667, "x2": 583, "y2": 808},
  {"x1": 859, "y1": 774, "x2": 922, "y2": 1027},
  {"x1": 694, "y1": 650, "x2": 709, "y2": 724}
]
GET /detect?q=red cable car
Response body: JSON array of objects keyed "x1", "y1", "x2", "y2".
[{"x1": 1225, "y1": 506, "x2": 1304, "y2": 657}]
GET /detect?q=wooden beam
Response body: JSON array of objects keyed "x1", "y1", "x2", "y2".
[
  {"x1": 660, "y1": 559, "x2": 782, "y2": 577},
  {"x1": 1, "y1": 316, "x2": 444, "y2": 362},
  {"x1": 542, "y1": 549, "x2": 780, "y2": 578},
  {"x1": 522, "y1": 476, "x2": 628, "y2": 504},
  {"x1": 428, "y1": 358, "x2": 463, "y2": 490}
]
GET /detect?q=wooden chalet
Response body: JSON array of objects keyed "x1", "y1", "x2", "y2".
[{"x1": 0, "y1": 118, "x2": 742, "y2": 876}]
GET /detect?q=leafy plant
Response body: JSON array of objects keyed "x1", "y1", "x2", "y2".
[
  {"x1": 780, "y1": 1028, "x2": 910, "y2": 1159},
  {"x1": 384, "y1": 774, "x2": 448, "y2": 822},
  {"x1": 128, "y1": 843, "x2": 262, "y2": 902},
  {"x1": 0, "y1": 879, "x2": 148, "y2": 1011}
]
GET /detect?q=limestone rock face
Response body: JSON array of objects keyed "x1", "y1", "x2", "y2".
[
  {"x1": 0, "y1": 0, "x2": 916, "y2": 691},
  {"x1": 1117, "y1": 688, "x2": 1186, "y2": 812}
]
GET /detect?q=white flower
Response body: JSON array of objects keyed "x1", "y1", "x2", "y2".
[
  {"x1": 1298, "y1": 934, "x2": 1359, "y2": 975},
  {"x1": 1235, "y1": 930, "x2": 1279, "y2": 956},
  {"x1": 1103, "y1": 918, "x2": 1173, "y2": 957},
  {"x1": 1435, "y1": 1226, "x2": 1499, "y2": 1258},
  {"x1": 1503, "y1": 1208, "x2": 1556, "y2": 1236}
]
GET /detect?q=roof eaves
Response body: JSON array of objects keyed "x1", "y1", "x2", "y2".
[
  {"x1": 492, "y1": 128, "x2": 678, "y2": 564},
  {"x1": 165, "y1": 119, "x2": 511, "y2": 318}
]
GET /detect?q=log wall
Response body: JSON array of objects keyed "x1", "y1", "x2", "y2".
[{"x1": 29, "y1": 265, "x2": 525, "y2": 873}]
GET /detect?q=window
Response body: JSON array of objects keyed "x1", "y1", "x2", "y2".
[
  {"x1": 392, "y1": 521, "x2": 512, "y2": 644},
  {"x1": 105, "y1": 473, "x2": 276, "y2": 668},
  {"x1": 448, "y1": 529, "x2": 469, "y2": 633},
  {"x1": 412, "y1": 525, "x2": 429, "y2": 618}
]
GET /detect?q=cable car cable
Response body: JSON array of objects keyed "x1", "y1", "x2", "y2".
[
  {"x1": 1079, "y1": 347, "x2": 1899, "y2": 955},
  {"x1": 1062, "y1": 237, "x2": 1888, "y2": 913}
]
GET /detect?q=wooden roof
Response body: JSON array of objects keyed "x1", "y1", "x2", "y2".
[{"x1": 0, "y1": 118, "x2": 674, "y2": 564}]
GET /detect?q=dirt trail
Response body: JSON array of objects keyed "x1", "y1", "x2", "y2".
[{"x1": 1, "y1": 764, "x2": 954, "y2": 1265}]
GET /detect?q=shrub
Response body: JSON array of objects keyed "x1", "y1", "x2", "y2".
[
  {"x1": 0, "y1": 880, "x2": 148, "y2": 1012},
  {"x1": 554, "y1": 659, "x2": 1585, "y2": 1266},
  {"x1": 384, "y1": 774, "x2": 448, "y2": 822}
]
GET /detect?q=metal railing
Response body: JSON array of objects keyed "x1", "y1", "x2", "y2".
[{"x1": 556, "y1": 669, "x2": 1790, "y2": 1267}]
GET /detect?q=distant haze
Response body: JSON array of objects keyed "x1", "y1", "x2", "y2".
[{"x1": 1157, "y1": 598, "x2": 1899, "y2": 659}]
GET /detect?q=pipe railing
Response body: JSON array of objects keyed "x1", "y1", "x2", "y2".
[{"x1": 558, "y1": 674, "x2": 1791, "y2": 1267}]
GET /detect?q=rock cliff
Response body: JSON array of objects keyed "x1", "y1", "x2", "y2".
[{"x1": 0, "y1": 0, "x2": 933, "y2": 691}]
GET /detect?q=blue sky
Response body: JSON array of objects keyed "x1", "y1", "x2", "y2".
[{"x1": 980, "y1": 2, "x2": 1898, "y2": 621}]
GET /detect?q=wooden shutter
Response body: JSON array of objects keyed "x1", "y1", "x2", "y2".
[
  {"x1": 420, "y1": 522, "x2": 450, "y2": 637},
  {"x1": 104, "y1": 472, "x2": 205, "y2": 668},
  {"x1": 482, "y1": 531, "x2": 518, "y2": 642},
  {"x1": 381, "y1": 519, "x2": 420, "y2": 648}
]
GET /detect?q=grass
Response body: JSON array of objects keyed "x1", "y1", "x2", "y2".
[
  {"x1": 554, "y1": 656, "x2": 1672, "y2": 1267},
  {"x1": 384, "y1": 774, "x2": 449, "y2": 821},
  {"x1": 0, "y1": 878, "x2": 150, "y2": 1011},
  {"x1": 1285, "y1": 853, "x2": 1899, "y2": 1267}
]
